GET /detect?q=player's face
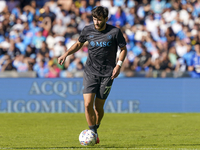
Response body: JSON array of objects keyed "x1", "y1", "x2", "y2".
[{"x1": 93, "y1": 16, "x2": 107, "y2": 31}]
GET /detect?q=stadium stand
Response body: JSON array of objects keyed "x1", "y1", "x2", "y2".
[{"x1": 0, "y1": 0, "x2": 199, "y2": 78}]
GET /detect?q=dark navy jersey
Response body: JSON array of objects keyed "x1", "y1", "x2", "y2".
[{"x1": 78, "y1": 24, "x2": 126, "y2": 77}]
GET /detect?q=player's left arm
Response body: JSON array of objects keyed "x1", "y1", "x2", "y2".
[{"x1": 111, "y1": 46, "x2": 127, "y2": 79}]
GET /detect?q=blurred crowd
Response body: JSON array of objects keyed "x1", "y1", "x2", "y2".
[{"x1": 0, "y1": 0, "x2": 200, "y2": 78}]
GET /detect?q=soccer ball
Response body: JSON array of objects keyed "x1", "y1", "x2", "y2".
[{"x1": 79, "y1": 129, "x2": 96, "y2": 146}]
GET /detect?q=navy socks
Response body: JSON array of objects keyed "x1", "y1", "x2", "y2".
[{"x1": 89, "y1": 125, "x2": 97, "y2": 133}]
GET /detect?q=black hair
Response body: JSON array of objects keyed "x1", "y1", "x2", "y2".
[{"x1": 91, "y1": 6, "x2": 108, "y2": 19}]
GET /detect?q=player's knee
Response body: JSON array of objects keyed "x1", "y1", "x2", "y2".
[{"x1": 84, "y1": 101, "x2": 93, "y2": 110}]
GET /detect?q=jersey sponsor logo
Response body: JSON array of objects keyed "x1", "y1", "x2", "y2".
[
  {"x1": 104, "y1": 86, "x2": 112, "y2": 95},
  {"x1": 90, "y1": 41, "x2": 112, "y2": 47},
  {"x1": 90, "y1": 41, "x2": 95, "y2": 47}
]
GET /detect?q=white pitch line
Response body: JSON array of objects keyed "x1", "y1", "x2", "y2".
[{"x1": 0, "y1": 148, "x2": 200, "y2": 150}]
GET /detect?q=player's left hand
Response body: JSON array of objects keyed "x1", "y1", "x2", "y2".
[{"x1": 111, "y1": 65, "x2": 121, "y2": 79}]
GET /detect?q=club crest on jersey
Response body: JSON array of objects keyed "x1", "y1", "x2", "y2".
[
  {"x1": 89, "y1": 35, "x2": 94, "y2": 38},
  {"x1": 90, "y1": 41, "x2": 112, "y2": 47},
  {"x1": 107, "y1": 35, "x2": 112, "y2": 40}
]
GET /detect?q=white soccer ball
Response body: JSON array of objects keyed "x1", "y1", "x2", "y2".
[{"x1": 79, "y1": 129, "x2": 96, "y2": 146}]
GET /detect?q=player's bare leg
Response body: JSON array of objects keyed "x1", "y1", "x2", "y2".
[
  {"x1": 94, "y1": 97, "x2": 106, "y2": 126},
  {"x1": 94, "y1": 97, "x2": 105, "y2": 144},
  {"x1": 83, "y1": 93, "x2": 99, "y2": 144},
  {"x1": 83, "y1": 93, "x2": 96, "y2": 126}
]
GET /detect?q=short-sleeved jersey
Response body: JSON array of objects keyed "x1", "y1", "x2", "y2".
[{"x1": 78, "y1": 24, "x2": 126, "y2": 77}]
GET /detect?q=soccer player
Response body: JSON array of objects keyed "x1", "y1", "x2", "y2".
[{"x1": 58, "y1": 6, "x2": 127, "y2": 143}]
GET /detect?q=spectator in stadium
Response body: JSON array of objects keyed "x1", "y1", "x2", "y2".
[
  {"x1": 165, "y1": 27, "x2": 176, "y2": 48},
  {"x1": 0, "y1": 54, "x2": 16, "y2": 71},
  {"x1": 57, "y1": 9, "x2": 71, "y2": 26},
  {"x1": 182, "y1": 44, "x2": 195, "y2": 68},
  {"x1": 47, "y1": 59, "x2": 60, "y2": 78},
  {"x1": 24, "y1": 44, "x2": 36, "y2": 65},
  {"x1": 79, "y1": 0, "x2": 88, "y2": 15},
  {"x1": 136, "y1": 0, "x2": 150, "y2": 24},
  {"x1": 78, "y1": 13, "x2": 92, "y2": 32},
  {"x1": 39, "y1": 5, "x2": 56, "y2": 24},
  {"x1": 65, "y1": 16, "x2": 78, "y2": 38},
  {"x1": 7, "y1": 40, "x2": 21, "y2": 60},
  {"x1": 145, "y1": 13, "x2": 158, "y2": 34},
  {"x1": 150, "y1": 0, "x2": 166, "y2": 14},
  {"x1": 33, "y1": 58, "x2": 49, "y2": 78},
  {"x1": 131, "y1": 41, "x2": 142, "y2": 56},
  {"x1": 132, "y1": 45, "x2": 152, "y2": 72},
  {"x1": 0, "y1": 37, "x2": 10, "y2": 56},
  {"x1": 109, "y1": 6, "x2": 127, "y2": 27},
  {"x1": 32, "y1": 29, "x2": 46, "y2": 50},
  {"x1": 156, "y1": 51, "x2": 172, "y2": 72},
  {"x1": 38, "y1": 41, "x2": 49, "y2": 61},
  {"x1": 13, "y1": 54, "x2": 29, "y2": 72},
  {"x1": 39, "y1": 16, "x2": 52, "y2": 37},
  {"x1": 52, "y1": 19, "x2": 67, "y2": 36},
  {"x1": 87, "y1": 0, "x2": 96, "y2": 14},
  {"x1": 15, "y1": 36, "x2": 26, "y2": 55},
  {"x1": 45, "y1": 0, "x2": 57, "y2": 13},
  {"x1": 168, "y1": 46, "x2": 177, "y2": 69},
  {"x1": 7, "y1": 0, "x2": 20, "y2": 15},
  {"x1": 11, "y1": 4, "x2": 22, "y2": 19},
  {"x1": 23, "y1": 0, "x2": 40, "y2": 19},
  {"x1": 126, "y1": 7, "x2": 135, "y2": 27},
  {"x1": 188, "y1": 42, "x2": 200, "y2": 78},
  {"x1": 53, "y1": 36, "x2": 66, "y2": 58},
  {"x1": 153, "y1": 27, "x2": 167, "y2": 51}
]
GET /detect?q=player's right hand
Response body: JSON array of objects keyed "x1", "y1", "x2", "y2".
[
  {"x1": 111, "y1": 65, "x2": 121, "y2": 79},
  {"x1": 58, "y1": 55, "x2": 66, "y2": 65}
]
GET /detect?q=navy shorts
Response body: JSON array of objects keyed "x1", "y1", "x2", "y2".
[{"x1": 82, "y1": 71, "x2": 114, "y2": 99}]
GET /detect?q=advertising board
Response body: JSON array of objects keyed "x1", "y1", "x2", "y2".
[{"x1": 0, "y1": 78, "x2": 199, "y2": 113}]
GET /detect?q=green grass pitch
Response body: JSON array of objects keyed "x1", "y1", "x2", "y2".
[{"x1": 0, "y1": 113, "x2": 200, "y2": 150}]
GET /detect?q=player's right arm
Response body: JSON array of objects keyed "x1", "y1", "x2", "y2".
[{"x1": 58, "y1": 40, "x2": 84, "y2": 65}]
